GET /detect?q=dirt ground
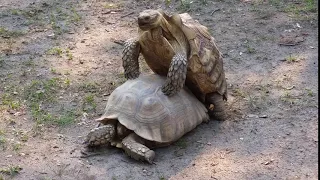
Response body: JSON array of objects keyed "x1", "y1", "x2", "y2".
[{"x1": 0, "y1": 0, "x2": 318, "y2": 179}]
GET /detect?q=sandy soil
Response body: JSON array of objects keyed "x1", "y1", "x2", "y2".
[{"x1": 0, "y1": 0, "x2": 318, "y2": 179}]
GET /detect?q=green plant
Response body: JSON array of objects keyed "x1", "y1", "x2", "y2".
[
  {"x1": 232, "y1": 88, "x2": 246, "y2": 98},
  {"x1": 285, "y1": 55, "x2": 298, "y2": 63},
  {"x1": 79, "y1": 82, "x2": 99, "y2": 93},
  {"x1": 175, "y1": 139, "x2": 187, "y2": 149},
  {"x1": 65, "y1": 48, "x2": 73, "y2": 60},
  {"x1": 0, "y1": 136, "x2": 6, "y2": 145},
  {"x1": 23, "y1": 58, "x2": 35, "y2": 67},
  {"x1": 64, "y1": 78, "x2": 71, "y2": 86},
  {"x1": 82, "y1": 94, "x2": 97, "y2": 111},
  {"x1": 30, "y1": 103, "x2": 55, "y2": 124},
  {"x1": 165, "y1": 0, "x2": 171, "y2": 6},
  {"x1": 283, "y1": 0, "x2": 317, "y2": 18},
  {"x1": 0, "y1": 27, "x2": 24, "y2": 38},
  {"x1": 1, "y1": 93, "x2": 21, "y2": 110},
  {"x1": 51, "y1": 68, "x2": 57, "y2": 74},
  {"x1": 104, "y1": 3, "x2": 122, "y2": 9},
  {"x1": 246, "y1": 94, "x2": 258, "y2": 109},
  {"x1": 0, "y1": 165, "x2": 22, "y2": 177},
  {"x1": 12, "y1": 142, "x2": 22, "y2": 151},
  {"x1": 269, "y1": 0, "x2": 281, "y2": 7},
  {"x1": 305, "y1": 88, "x2": 314, "y2": 97},
  {"x1": 0, "y1": 56, "x2": 4, "y2": 67},
  {"x1": 70, "y1": 7, "x2": 81, "y2": 22},
  {"x1": 54, "y1": 111, "x2": 75, "y2": 126},
  {"x1": 10, "y1": 9, "x2": 21, "y2": 15},
  {"x1": 47, "y1": 47, "x2": 63, "y2": 57},
  {"x1": 305, "y1": 0, "x2": 317, "y2": 12},
  {"x1": 179, "y1": 0, "x2": 192, "y2": 11},
  {"x1": 25, "y1": 78, "x2": 60, "y2": 103},
  {"x1": 247, "y1": 46, "x2": 256, "y2": 54}
]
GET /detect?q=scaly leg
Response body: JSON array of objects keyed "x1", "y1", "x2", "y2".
[
  {"x1": 122, "y1": 133, "x2": 155, "y2": 164},
  {"x1": 206, "y1": 92, "x2": 227, "y2": 121},
  {"x1": 161, "y1": 53, "x2": 188, "y2": 96},
  {"x1": 122, "y1": 38, "x2": 141, "y2": 79},
  {"x1": 84, "y1": 124, "x2": 116, "y2": 147}
]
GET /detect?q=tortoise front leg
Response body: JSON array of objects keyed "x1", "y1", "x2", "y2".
[
  {"x1": 122, "y1": 38, "x2": 141, "y2": 79},
  {"x1": 84, "y1": 124, "x2": 116, "y2": 146},
  {"x1": 161, "y1": 53, "x2": 188, "y2": 96},
  {"x1": 122, "y1": 133, "x2": 155, "y2": 164}
]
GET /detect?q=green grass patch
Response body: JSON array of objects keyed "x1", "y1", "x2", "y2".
[
  {"x1": 305, "y1": 88, "x2": 314, "y2": 97},
  {"x1": 25, "y1": 78, "x2": 58, "y2": 123},
  {"x1": 1, "y1": 93, "x2": 21, "y2": 110},
  {"x1": 25, "y1": 78, "x2": 61, "y2": 103},
  {"x1": 47, "y1": 47, "x2": 75, "y2": 60},
  {"x1": 79, "y1": 82, "x2": 99, "y2": 93},
  {"x1": 23, "y1": 77, "x2": 76, "y2": 126},
  {"x1": 55, "y1": 111, "x2": 75, "y2": 126},
  {"x1": 82, "y1": 94, "x2": 97, "y2": 112},
  {"x1": 285, "y1": 55, "x2": 298, "y2": 63},
  {"x1": 70, "y1": 7, "x2": 81, "y2": 22},
  {"x1": 30, "y1": 104, "x2": 75, "y2": 126},
  {"x1": 0, "y1": 136, "x2": 6, "y2": 145},
  {"x1": 47, "y1": 47, "x2": 63, "y2": 57},
  {"x1": 0, "y1": 56, "x2": 4, "y2": 67},
  {"x1": 12, "y1": 142, "x2": 22, "y2": 151},
  {"x1": 104, "y1": 3, "x2": 123, "y2": 9},
  {"x1": 30, "y1": 103, "x2": 55, "y2": 124},
  {"x1": 178, "y1": 0, "x2": 192, "y2": 11},
  {"x1": 0, "y1": 27, "x2": 25, "y2": 38},
  {"x1": 283, "y1": 0, "x2": 317, "y2": 19},
  {"x1": 175, "y1": 139, "x2": 187, "y2": 149},
  {"x1": 65, "y1": 48, "x2": 73, "y2": 60},
  {"x1": 0, "y1": 165, "x2": 22, "y2": 177},
  {"x1": 284, "y1": 0, "x2": 317, "y2": 13}
]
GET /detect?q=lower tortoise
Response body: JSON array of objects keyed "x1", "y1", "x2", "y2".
[{"x1": 84, "y1": 74, "x2": 209, "y2": 163}]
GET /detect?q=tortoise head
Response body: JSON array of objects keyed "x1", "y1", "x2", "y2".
[{"x1": 138, "y1": 9, "x2": 163, "y2": 31}]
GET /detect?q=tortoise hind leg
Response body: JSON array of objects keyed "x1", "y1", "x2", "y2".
[
  {"x1": 84, "y1": 124, "x2": 116, "y2": 147},
  {"x1": 206, "y1": 92, "x2": 227, "y2": 121},
  {"x1": 122, "y1": 133, "x2": 155, "y2": 164}
]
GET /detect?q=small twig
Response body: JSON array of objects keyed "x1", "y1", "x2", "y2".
[
  {"x1": 279, "y1": 43, "x2": 300, "y2": 46},
  {"x1": 284, "y1": 86, "x2": 295, "y2": 90},
  {"x1": 113, "y1": 40, "x2": 125, "y2": 46},
  {"x1": 101, "y1": 10, "x2": 111, "y2": 15},
  {"x1": 121, "y1": 12, "x2": 134, "y2": 18},
  {"x1": 80, "y1": 151, "x2": 108, "y2": 158},
  {"x1": 211, "y1": 8, "x2": 221, "y2": 15}
]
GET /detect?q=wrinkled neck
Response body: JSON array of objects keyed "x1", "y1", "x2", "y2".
[
  {"x1": 149, "y1": 26, "x2": 163, "y2": 41},
  {"x1": 159, "y1": 18, "x2": 174, "y2": 40}
]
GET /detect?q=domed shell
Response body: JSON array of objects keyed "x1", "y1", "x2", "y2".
[{"x1": 98, "y1": 74, "x2": 209, "y2": 143}]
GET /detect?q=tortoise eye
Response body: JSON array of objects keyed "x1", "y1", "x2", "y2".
[{"x1": 144, "y1": 16, "x2": 150, "y2": 21}]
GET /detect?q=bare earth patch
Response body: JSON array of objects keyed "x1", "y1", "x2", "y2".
[{"x1": 0, "y1": 0, "x2": 318, "y2": 179}]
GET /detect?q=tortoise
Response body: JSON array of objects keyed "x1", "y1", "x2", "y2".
[
  {"x1": 122, "y1": 9, "x2": 228, "y2": 120},
  {"x1": 83, "y1": 74, "x2": 209, "y2": 163}
]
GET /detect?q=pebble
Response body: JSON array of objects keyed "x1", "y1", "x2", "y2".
[{"x1": 247, "y1": 114, "x2": 258, "y2": 118}]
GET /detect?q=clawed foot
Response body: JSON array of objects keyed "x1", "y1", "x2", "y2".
[
  {"x1": 161, "y1": 81, "x2": 179, "y2": 96},
  {"x1": 125, "y1": 71, "x2": 140, "y2": 80}
]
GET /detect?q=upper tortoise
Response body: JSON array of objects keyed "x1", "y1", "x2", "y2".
[{"x1": 122, "y1": 9, "x2": 228, "y2": 120}]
